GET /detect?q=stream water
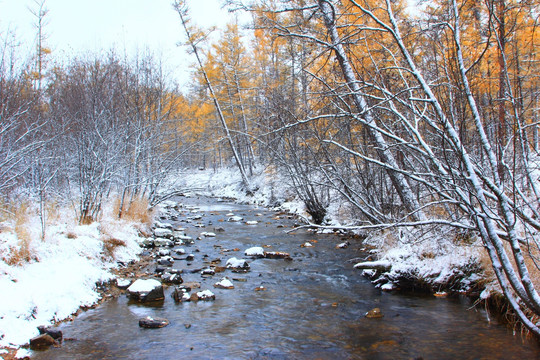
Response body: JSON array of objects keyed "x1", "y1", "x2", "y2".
[{"x1": 32, "y1": 196, "x2": 540, "y2": 359}]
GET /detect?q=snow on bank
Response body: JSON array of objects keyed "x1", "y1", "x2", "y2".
[
  {"x1": 169, "y1": 166, "x2": 307, "y2": 215},
  {"x1": 360, "y1": 227, "x2": 491, "y2": 293},
  {"x1": 0, "y1": 207, "x2": 145, "y2": 348}
]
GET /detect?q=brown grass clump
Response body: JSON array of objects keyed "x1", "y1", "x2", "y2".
[
  {"x1": 113, "y1": 196, "x2": 153, "y2": 225},
  {"x1": 102, "y1": 237, "x2": 127, "y2": 258},
  {"x1": 3, "y1": 202, "x2": 34, "y2": 266}
]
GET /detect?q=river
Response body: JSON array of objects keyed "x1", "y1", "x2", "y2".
[{"x1": 32, "y1": 196, "x2": 540, "y2": 359}]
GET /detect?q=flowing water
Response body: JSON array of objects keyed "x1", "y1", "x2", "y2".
[{"x1": 32, "y1": 196, "x2": 540, "y2": 359}]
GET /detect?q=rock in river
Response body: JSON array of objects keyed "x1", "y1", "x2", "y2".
[
  {"x1": 244, "y1": 246, "x2": 265, "y2": 258},
  {"x1": 365, "y1": 307, "x2": 384, "y2": 318},
  {"x1": 37, "y1": 325, "x2": 63, "y2": 341},
  {"x1": 192, "y1": 289, "x2": 215, "y2": 301},
  {"x1": 127, "y1": 279, "x2": 164, "y2": 302},
  {"x1": 139, "y1": 316, "x2": 170, "y2": 329},
  {"x1": 214, "y1": 277, "x2": 234, "y2": 289},
  {"x1": 29, "y1": 334, "x2": 57, "y2": 350},
  {"x1": 226, "y1": 257, "x2": 250, "y2": 272},
  {"x1": 161, "y1": 272, "x2": 183, "y2": 284},
  {"x1": 264, "y1": 251, "x2": 292, "y2": 260},
  {"x1": 154, "y1": 227, "x2": 173, "y2": 239}
]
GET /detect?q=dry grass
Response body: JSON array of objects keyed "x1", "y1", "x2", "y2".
[
  {"x1": 102, "y1": 237, "x2": 127, "y2": 258},
  {"x1": 112, "y1": 196, "x2": 153, "y2": 225},
  {"x1": 2, "y1": 202, "x2": 34, "y2": 266}
]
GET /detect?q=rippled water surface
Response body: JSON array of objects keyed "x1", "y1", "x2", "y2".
[{"x1": 32, "y1": 196, "x2": 540, "y2": 359}]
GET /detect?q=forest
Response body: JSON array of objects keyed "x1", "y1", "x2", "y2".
[{"x1": 2, "y1": 0, "x2": 540, "y2": 344}]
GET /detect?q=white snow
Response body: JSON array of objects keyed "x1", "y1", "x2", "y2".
[
  {"x1": 15, "y1": 348, "x2": 31, "y2": 359},
  {"x1": 228, "y1": 216, "x2": 244, "y2": 222},
  {"x1": 0, "y1": 201, "x2": 145, "y2": 348},
  {"x1": 116, "y1": 278, "x2": 132, "y2": 288},
  {"x1": 244, "y1": 246, "x2": 264, "y2": 257},
  {"x1": 246, "y1": 221, "x2": 258, "y2": 225}
]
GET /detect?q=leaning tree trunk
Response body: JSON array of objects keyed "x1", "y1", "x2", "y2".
[{"x1": 318, "y1": 0, "x2": 425, "y2": 222}]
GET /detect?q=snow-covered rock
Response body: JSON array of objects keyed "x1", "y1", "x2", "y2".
[
  {"x1": 116, "y1": 278, "x2": 132, "y2": 289},
  {"x1": 127, "y1": 279, "x2": 164, "y2": 302},
  {"x1": 214, "y1": 277, "x2": 234, "y2": 289},
  {"x1": 244, "y1": 246, "x2": 265, "y2": 258},
  {"x1": 228, "y1": 216, "x2": 244, "y2": 222},
  {"x1": 195, "y1": 289, "x2": 215, "y2": 301},
  {"x1": 154, "y1": 221, "x2": 173, "y2": 230},
  {"x1": 154, "y1": 228, "x2": 173, "y2": 239},
  {"x1": 139, "y1": 316, "x2": 169, "y2": 328},
  {"x1": 153, "y1": 238, "x2": 174, "y2": 247},
  {"x1": 226, "y1": 257, "x2": 250, "y2": 272},
  {"x1": 246, "y1": 221, "x2": 258, "y2": 225}
]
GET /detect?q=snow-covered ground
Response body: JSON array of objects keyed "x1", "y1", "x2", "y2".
[{"x1": 0, "y1": 201, "x2": 145, "y2": 350}]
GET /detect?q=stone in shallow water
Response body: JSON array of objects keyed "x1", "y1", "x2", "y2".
[
  {"x1": 365, "y1": 307, "x2": 384, "y2": 318},
  {"x1": 37, "y1": 326, "x2": 63, "y2": 341},
  {"x1": 172, "y1": 286, "x2": 192, "y2": 302},
  {"x1": 264, "y1": 251, "x2": 292, "y2": 260},
  {"x1": 226, "y1": 257, "x2": 250, "y2": 272},
  {"x1": 29, "y1": 334, "x2": 57, "y2": 350},
  {"x1": 161, "y1": 272, "x2": 183, "y2": 285},
  {"x1": 139, "y1": 316, "x2": 169, "y2": 328},
  {"x1": 127, "y1": 279, "x2": 164, "y2": 302},
  {"x1": 214, "y1": 277, "x2": 234, "y2": 289},
  {"x1": 244, "y1": 246, "x2": 265, "y2": 258},
  {"x1": 157, "y1": 256, "x2": 174, "y2": 267}
]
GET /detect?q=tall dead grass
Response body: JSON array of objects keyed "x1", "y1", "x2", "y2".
[
  {"x1": 2, "y1": 202, "x2": 34, "y2": 265},
  {"x1": 113, "y1": 196, "x2": 153, "y2": 225}
]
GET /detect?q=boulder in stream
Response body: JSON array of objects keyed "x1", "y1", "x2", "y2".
[
  {"x1": 172, "y1": 285, "x2": 192, "y2": 302},
  {"x1": 127, "y1": 279, "x2": 164, "y2": 302},
  {"x1": 192, "y1": 289, "x2": 215, "y2": 301},
  {"x1": 214, "y1": 277, "x2": 234, "y2": 289},
  {"x1": 139, "y1": 316, "x2": 169, "y2": 329},
  {"x1": 161, "y1": 272, "x2": 183, "y2": 284},
  {"x1": 245, "y1": 246, "x2": 265, "y2": 258},
  {"x1": 29, "y1": 334, "x2": 57, "y2": 350},
  {"x1": 226, "y1": 257, "x2": 250, "y2": 272}
]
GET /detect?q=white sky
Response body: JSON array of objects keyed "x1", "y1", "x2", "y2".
[{"x1": 0, "y1": 0, "x2": 242, "y2": 86}]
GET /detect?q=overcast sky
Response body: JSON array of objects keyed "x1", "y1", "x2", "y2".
[{"x1": 0, "y1": 0, "x2": 241, "y2": 86}]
